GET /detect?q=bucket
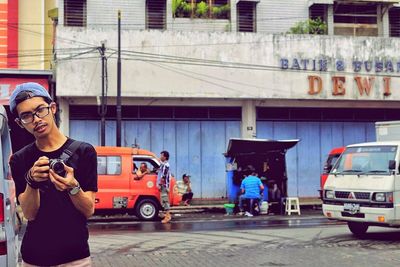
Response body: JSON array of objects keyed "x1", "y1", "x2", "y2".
[
  {"x1": 224, "y1": 203, "x2": 235, "y2": 215},
  {"x1": 260, "y1": 201, "x2": 269, "y2": 214}
]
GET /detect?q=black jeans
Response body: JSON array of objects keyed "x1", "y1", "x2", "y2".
[{"x1": 182, "y1": 192, "x2": 193, "y2": 202}]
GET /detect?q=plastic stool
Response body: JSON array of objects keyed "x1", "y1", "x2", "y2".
[{"x1": 285, "y1": 197, "x2": 301, "y2": 215}]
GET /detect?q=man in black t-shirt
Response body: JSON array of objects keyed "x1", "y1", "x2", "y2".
[{"x1": 8, "y1": 82, "x2": 98, "y2": 266}]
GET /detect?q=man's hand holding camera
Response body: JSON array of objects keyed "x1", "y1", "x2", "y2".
[
  {"x1": 27, "y1": 156, "x2": 79, "y2": 194},
  {"x1": 49, "y1": 162, "x2": 79, "y2": 193},
  {"x1": 28, "y1": 156, "x2": 50, "y2": 182}
]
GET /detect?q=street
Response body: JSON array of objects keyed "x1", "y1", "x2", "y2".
[{"x1": 88, "y1": 215, "x2": 400, "y2": 267}]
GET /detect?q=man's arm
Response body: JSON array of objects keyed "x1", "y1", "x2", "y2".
[
  {"x1": 13, "y1": 156, "x2": 50, "y2": 221},
  {"x1": 135, "y1": 170, "x2": 144, "y2": 179},
  {"x1": 49, "y1": 165, "x2": 96, "y2": 219},
  {"x1": 69, "y1": 189, "x2": 96, "y2": 218},
  {"x1": 18, "y1": 185, "x2": 40, "y2": 221}
]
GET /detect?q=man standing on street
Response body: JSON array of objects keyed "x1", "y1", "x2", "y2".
[
  {"x1": 9, "y1": 82, "x2": 98, "y2": 266},
  {"x1": 157, "y1": 150, "x2": 172, "y2": 223}
]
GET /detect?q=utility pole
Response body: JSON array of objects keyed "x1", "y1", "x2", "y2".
[
  {"x1": 116, "y1": 10, "x2": 122, "y2": 147},
  {"x1": 98, "y1": 42, "x2": 106, "y2": 146}
]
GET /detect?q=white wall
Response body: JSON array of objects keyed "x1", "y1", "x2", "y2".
[{"x1": 56, "y1": 28, "x2": 400, "y2": 103}]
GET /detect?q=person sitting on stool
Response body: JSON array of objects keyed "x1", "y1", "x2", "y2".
[{"x1": 238, "y1": 172, "x2": 264, "y2": 217}]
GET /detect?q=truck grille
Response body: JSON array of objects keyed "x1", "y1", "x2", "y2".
[
  {"x1": 335, "y1": 191, "x2": 350, "y2": 198},
  {"x1": 334, "y1": 191, "x2": 370, "y2": 200},
  {"x1": 354, "y1": 192, "x2": 371, "y2": 200}
]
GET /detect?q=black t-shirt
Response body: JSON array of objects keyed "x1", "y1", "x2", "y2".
[{"x1": 9, "y1": 138, "x2": 98, "y2": 266}]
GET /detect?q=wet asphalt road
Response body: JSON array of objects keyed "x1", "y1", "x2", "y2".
[
  {"x1": 88, "y1": 215, "x2": 342, "y2": 233},
  {"x1": 87, "y1": 214, "x2": 400, "y2": 267},
  {"x1": 18, "y1": 213, "x2": 400, "y2": 266}
]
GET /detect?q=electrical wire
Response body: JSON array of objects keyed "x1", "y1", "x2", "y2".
[{"x1": 147, "y1": 61, "x2": 261, "y2": 97}]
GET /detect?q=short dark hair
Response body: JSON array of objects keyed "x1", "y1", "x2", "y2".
[
  {"x1": 161, "y1": 150, "x2": 169, "y2": 160},
  {"x1": 13, "y1": 92, "x2": 52, "y2": 116}
]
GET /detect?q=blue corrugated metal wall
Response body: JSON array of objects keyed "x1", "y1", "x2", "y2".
[
  {"x1": 70, "y1": 120, "x2": 241, "y2": 198},
  {"x1": 257, "y1": 121, "x2": 376, "y2": 197}
]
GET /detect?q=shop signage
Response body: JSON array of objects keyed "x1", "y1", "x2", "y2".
[
  {"x1": 280, "y1": 58, "x2": 398, "y2": 97},
  {"x1": 0, "y1": 78, "x2": 49, "y2": 106}
]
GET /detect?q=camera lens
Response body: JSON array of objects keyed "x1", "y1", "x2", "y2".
[{"x1": 50, "y1": 160, "x2": 65, "y2": 176}]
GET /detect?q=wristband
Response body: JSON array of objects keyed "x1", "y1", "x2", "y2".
[{"x1": 25, "y1": 171, "x2": 42, "y2": 190}]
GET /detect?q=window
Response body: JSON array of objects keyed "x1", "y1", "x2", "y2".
[
  {"x1": 146, "y1": 0, "x2": 167, "y2": 30},
  {"x1": 97, "y1": 156, "x2": 121, "y2": 175},
  {"x1": 133, "y1": 157, "x2": 160, "y2": 174},
  {"x1": 70, "y1": 106, "x2": 242, "y2": 121},
  {"x1": 173, "y1": 0, "x2": 230, "y2": 20},
  {"x1": 389, "y1": 7, "x2": 400, "y2": 37},
  {"x1": 237, "y1": 1, "x2": 256, "y2": 33},
  {"x1": 334, "y1": 146, "x2": 397, "y2": 175},
  {"x1": 309, "y1": 4, "x2": 326, "y2": 23},
  {"x1": 333, "y1": 3, "x2": 378, "y2": 37},
  {"x1": 64, "y1": 0, "x2": 87, "y2": 27},
  {"x1": 256, "y1": 107, "x2": 400, "y2": 122}
]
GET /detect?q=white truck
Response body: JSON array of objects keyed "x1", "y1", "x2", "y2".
[
  {"x1": 323, "y1": 121, "x2": 400, "y2": 236},
  {"x1": 0, "y1": 106, "x2": 19, "y2": 267}
]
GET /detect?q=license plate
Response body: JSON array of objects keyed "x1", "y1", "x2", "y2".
[{"x1": 344, "y1": 203, "x2": 360, "y2": 214}]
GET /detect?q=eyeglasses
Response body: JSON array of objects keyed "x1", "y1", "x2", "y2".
[{"x1": 19, "y1": 106, "x2": 51, "y2": 124}]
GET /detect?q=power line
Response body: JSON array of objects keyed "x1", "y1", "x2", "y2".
[
  {"x1": 50, "y1": 45, "x2": 400, "y2": 79},
  {"x1": 6, "y1": 23, "x2": 99, "y2": 48},
  {"x1": 1, "y1": 16, "x2": 310, "y2": 27},
  {"x1": 148, "y1": 61, "x2": 261, "y2": 97},
  {"x1": 107, "y1": 50, "x2": 400, "y2": 78}
]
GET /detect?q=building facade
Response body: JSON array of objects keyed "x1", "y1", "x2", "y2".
[
  {"x1": 0, "y1": 1, "x2": 55, "y2": 151},
  {"x1": 55, "y1": 0, "x2": 400, "y2": 199},
  {"x1": 0, "y1": 0, "x2": 56, "y2": 70}
]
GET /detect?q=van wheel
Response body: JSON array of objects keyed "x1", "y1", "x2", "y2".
[
  {"x1": 347, "y1": 222, "x2": 369, "y2": 237},
  {"x1": 136, "y1": 199, "x2": 159, "y2": 221}
]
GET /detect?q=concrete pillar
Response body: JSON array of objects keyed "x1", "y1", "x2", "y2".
[
  {"x1": 58, "y1": 97, "x2": 69, "y2": 136},
  {"x1": 166, "y1": 0, "x2": 173, "y2": 30},
  {"x1": 231, "y1": 0, "x2": 237, "y2": 32},
  {"x1": 327, "y1": 5, "x2": 334, "y2": 36},
  {"x1": 241, "y1": 100, "x2": 256, "y2": 139},
  {"x1": 378, "y1": 4, "x2": 390, "y2": 37}
]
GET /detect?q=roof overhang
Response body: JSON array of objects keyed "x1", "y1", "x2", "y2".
[
  {"x1": 348, "y1": 0, "x2": 400, "y2": 2},
  {"x1": 237, "y1": 0, "x2": 260, "y2": 3},
  {"x1": 308, "y1": 0, "x2": 399, "y2": 7},
  {"x1": 0, "y1": 69, "x2": 53, "y2": 76},
  {"x1": 225, "y1": 138, "x2": 300, "y2": 157},
  {"x1": 308, "y1": 0, "x2": 333, "y2": 7}
]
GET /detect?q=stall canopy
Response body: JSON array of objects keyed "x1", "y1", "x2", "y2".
[{"x1": 225, "y1": 138, "x2": 300, "y2": 157}]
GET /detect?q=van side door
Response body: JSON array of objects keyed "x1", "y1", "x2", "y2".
[{"x1": 96, "y1": 155, "x2": 130, "y2": 209}]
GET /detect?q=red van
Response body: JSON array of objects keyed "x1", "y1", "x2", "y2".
[
  {"x1": 94, "y1": 146, "x2": 182, "y2": 221},
  {"x1": 319, "y1": 147, "x2": 345, "y2": 199}
]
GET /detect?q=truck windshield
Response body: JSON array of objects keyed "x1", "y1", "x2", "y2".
[{"x1": 333, "y1": 146, "x2": 397, "y2": 175}]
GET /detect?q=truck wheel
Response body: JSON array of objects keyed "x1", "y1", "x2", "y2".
[
  {"x1": 347, "y1": 222, "x2": 369, "y2": 237},
  {"x1": 135, "y1": 199, "x2": 159, "y2": 221}
]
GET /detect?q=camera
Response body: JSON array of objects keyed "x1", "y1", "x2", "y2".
[{"x1": 49, "y1": 159, "x2": 66, "y2": 177}]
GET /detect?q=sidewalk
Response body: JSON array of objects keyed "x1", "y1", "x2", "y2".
[
  {"x1": 169, "y1": 204, "x2": 324, "y2": 221},
  {"x1": 169, "y1": 198, "x2": 322, "y2": 216},
  {"x1": 89, "y1": 203, "x2": 325, "y2": 223}
]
